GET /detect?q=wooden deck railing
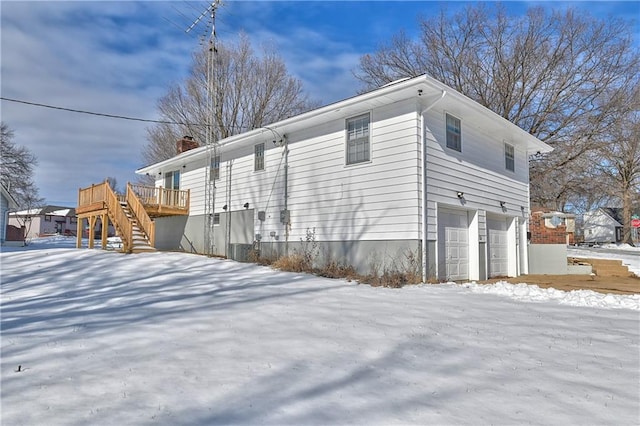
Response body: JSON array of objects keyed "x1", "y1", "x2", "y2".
[
  {"x1": 126, "y1": 183, "x2": 155, "y2": 247},
  {"x1": 128, "y1": 183, "x2": 190, "y2": 215},
  {"x1": 104, "y1": 183, "x2": 133, "y2": 252},
  {"x1": 78, "y1": 183, "x2": 107, "y2": 210}
]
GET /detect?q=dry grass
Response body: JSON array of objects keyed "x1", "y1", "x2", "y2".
[
  {"x1": 269, "y1": 254, "x2": 421, "y2": 288},
  {"x1": 271, "y1": 253, "x2": 312, "y2": 273}
]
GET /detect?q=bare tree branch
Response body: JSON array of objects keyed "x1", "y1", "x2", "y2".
[
  {"x1": 0, "y1": 122, "x2": 43, "y2": 208},
  {"x1": 142, "y1": 34, "x2": 318, "y2": 167},
  {"x1": 354, "y1": 4, "x2": 639, "y2": 209}
]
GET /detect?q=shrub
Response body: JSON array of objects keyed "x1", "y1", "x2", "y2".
[
  {"x1": 272, "y1": 253, "x2": 311, "y2": 273},
  {"x1": 317, "y1": 260, "x2": 359, "y2": 280}
]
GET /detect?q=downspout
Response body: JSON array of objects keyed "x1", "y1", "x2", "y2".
[
  {"x1": 283, "y1": 134, "x2": 289, "y2": 256},
  {"x1": 420, "y1": 89, "x2": 447, "y2": 282}
]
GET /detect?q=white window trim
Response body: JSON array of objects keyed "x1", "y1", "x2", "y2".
[
  {"x1": 504, "y1": 142, "x2": 515, "y2": 172},
  {"x1": 210, "y1": 155, "x2": 221, "y2": 180},
  {"x1": 445, "y1": 112, "x2": 462, "y2": 152},
  {"x1": 164, "y1": 170, "x2": 181, "y2": 190},
  {"x1": 345, "y1": 112, "x2": 372, "y2": 166},
  {"x1": 254, "y1": 143, "x2": 265, "y2": 172}
]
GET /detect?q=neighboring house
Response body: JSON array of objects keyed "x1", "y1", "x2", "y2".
[
  {"x1": 137, "y1": 74, "x2": 552, "y2": 281},
  {"x1": 1, "y1": 183, "x2": 19, "y2": 244},
  {"x1": 583, "y1": 208, "x2": 640, "y2": 244},
  {"x1": 9, "y1": 206, "x2": 78, "y2": 239},
  {"x1": 529, "y1": 208, "x2": 576, "y2": 245}
]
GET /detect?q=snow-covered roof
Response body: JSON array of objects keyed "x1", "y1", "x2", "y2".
[
  {"x1": 137, "y1": 74, "x2": 553, "y2": 175},
  {"x1": 11, "y1": 205, "x2": 76, "y2": 217},
  {"x1": 49, "y1": 208, "x2": 72, "y2": 216}
]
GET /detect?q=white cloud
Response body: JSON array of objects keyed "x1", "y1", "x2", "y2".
[{"x1": 1, "y1": 1, "x2": 196, "y2": 204}]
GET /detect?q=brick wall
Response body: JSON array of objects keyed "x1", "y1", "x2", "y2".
[{"x1": 529, "y1": 210, "x2": 575, "y2": 244}]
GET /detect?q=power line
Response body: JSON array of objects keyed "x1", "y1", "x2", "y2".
[{"x1": 0, "y1": 96, "x2": 204, "y2": 126}]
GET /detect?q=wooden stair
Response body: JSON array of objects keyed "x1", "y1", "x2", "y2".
[
  {"x1": 121, "y1": 202, "x2": 155, "y2": 253},
  {"x1": 584, "y1": 258, "x2": 635, "y2": 277}
]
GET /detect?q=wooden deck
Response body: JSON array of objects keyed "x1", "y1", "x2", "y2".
[{"x1": 76, "y1": 181, "x2": 189, "y2": 252}]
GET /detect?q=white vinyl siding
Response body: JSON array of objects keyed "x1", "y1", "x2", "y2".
[
  {"x1": 423, "y1": 104, "x2": 530, "y2": 241},
  {"x1": 346, "y1": 113, "x2": 370, "y2": 165},
  {"x1": 186, "y1": 99, "x2": 421, "y2": 242},
  {"x1": 445, "y1": 113, "x2": 461, "y2": 152}
]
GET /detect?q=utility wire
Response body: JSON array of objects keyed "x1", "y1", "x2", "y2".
[{"x1": 0, "y1": 96, "x2": 204, "y2": 126}]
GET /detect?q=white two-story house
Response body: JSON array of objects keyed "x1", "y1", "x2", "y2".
[{"x1": 137, "y1": 75, "x2": 552, "y2": 281}]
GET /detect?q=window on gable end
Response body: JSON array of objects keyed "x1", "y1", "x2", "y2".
[
  {"x1": 255, "y1": 143, "x2": 265, "y2": 171},
  {"x1": 505, "y1": 143, "x2": 515, "y2": 172},
  {"x1": 210, "y1": 155, "x2": 220, "y2": 180},
  {"x1": 346, "y1": 113, "x2": 371, "y2": 165},
  {"x1": 446, "y1": 113, "x2": 461, "y2": 152}
]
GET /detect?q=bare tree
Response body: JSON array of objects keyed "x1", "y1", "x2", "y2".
[
  {"x1": 0, "y1": 122, "x2": 43, "y2": 208},
  {"x1": 355, "y1": 4, "x2": 639, "y2": 210},
  {"x1": 588, "y1": 86, "x2": 640, "y2": 245},
  {"x1": 142, "y1": 33, "x2": 318, "y2": 166},
  {"x1": 106, "y1": 176, "x2": 120, "y2": 194}
]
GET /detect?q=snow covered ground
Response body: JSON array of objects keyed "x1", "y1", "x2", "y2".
[{"x1": 1, "y1": 237, "x2": 639, "y2": 425}]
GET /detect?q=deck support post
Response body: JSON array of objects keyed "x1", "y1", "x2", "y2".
[
  {"x1": 88, "y1": 216, "x2": 96, "y2": 249},
  {"x1": 101, "y1": 212, "x2": 108, "y2": 250},
  {"x1": 76, "y1": 217, "x2": 83, "y2": 248}
]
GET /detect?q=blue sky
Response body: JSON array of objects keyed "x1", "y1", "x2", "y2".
[{"x1": 1, "y1": 1, "x2": 638, "y2": 205}]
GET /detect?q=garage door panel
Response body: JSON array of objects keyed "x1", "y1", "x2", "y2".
[
  {"x1": 438, "y1": 208, "x2": 469, "y2": 281},
  {"x1": 488, "y1": 217, "x2": 509, "y2": 277}
]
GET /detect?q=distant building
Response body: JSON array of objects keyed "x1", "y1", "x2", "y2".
[
  {"x1": 583, "y1": 208, "x2": 640, "y2": 244},
  {"x1": 9, "y1": 205, "x2": 77, "y2": 239}
]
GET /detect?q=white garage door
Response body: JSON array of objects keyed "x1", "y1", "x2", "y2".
[
  {"x1": 487, "y1": 217, "x2": 509, "y2": 278},
  {"x1": 438, "y1": 209, "x2": 469, "y2": 281}
]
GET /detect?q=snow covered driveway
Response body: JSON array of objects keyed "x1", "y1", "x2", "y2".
[{"x1": 2, "y1": 244, "x2": 639, "y2": 425}]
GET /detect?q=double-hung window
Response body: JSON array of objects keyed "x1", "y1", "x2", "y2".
[
  {"x1": 446, "y1": 113, "x2": 461, "y2": 152},
  {"x1": 346, "y1": 113, "x2": 370, "y2": 165},
  {"x1": 504, "y1": 143, "x2": 515, "y2": 172},
  {"x1": 210, "y1": 155, "x2": 220, "y2": 180},
  {"x1": 255, "y1": 143, "x2": 265, "y2": 171}
]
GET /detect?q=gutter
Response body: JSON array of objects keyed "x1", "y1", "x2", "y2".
[{"x1": 420, "y1": 89, "x2": 447, "y2": 283}]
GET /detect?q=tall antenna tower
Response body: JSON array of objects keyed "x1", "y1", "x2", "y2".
[{"x1": 186, "y1": 0, "x2": 221, "y2": 256}]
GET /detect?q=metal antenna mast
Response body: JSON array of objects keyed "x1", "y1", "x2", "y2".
[{"x1": 187, "y1": 1, "x2": 221, "y2": 256}]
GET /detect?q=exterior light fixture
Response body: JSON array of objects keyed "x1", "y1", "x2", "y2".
[
  {"x1": 500, "y1": 201, "x2": 506, "y2": 208},
  {"x1": 243, "y1": 202, "x2": 249, "y2": 209},
  {"x1": 456, "y1": 191, "x2": 464, "y2": 199},
  {"x1": 222, "y1": 204, "x2": 228, "y2": 211}
]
